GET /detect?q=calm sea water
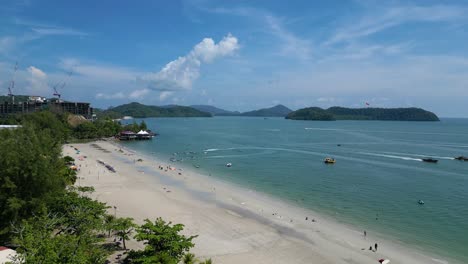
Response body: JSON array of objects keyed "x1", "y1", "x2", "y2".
[{"x1": 121, "y1": 117, "x2": 468, "y2": 262}]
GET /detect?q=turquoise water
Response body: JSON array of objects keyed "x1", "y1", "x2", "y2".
[{"x1": 121, "y1": 117, "x2": 468, "y2": 262}]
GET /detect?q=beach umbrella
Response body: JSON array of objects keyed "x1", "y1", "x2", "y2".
[{"x1": 378, "y1": 259, "x2": 390, "y2": 264}]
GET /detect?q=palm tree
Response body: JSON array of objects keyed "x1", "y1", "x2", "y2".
[{"x1": 114, "y1": 217, "x2": 136, "y2": 250}]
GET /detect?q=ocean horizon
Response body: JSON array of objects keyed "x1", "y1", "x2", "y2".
[{"x1": 120, "y1": 116, "x2": 468, "y2": 263}]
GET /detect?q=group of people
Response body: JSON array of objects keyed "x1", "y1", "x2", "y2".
[{"x1": 364, "y1": 231, "x2": 379, "y2": 252}]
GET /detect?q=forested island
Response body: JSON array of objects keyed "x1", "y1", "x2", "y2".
[
  {"x1": 286, "y1": 107, "x2": 439, "y2": 121},
  {"x1": 97, "y1": 102, "x2": 212, "y2": 119}
]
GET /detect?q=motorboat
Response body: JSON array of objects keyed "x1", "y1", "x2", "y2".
[
  {"x1": 418, "y1": 200, "x2": 425, "y2": 205},
  {"x1": 454, "y1": 156, "x2": 468, "y2": 161},
  {"x1": 226, "y1": 163, "x2": 232, "y2": 167},
  {"x1": 422, "y1": 158, "x2": 438, "y2": 163},
  {"x1": 324, "y1": 158, "x2": 336, "y2": 164}
]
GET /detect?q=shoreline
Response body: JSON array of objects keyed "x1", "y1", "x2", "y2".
[{"x1": 65, "y1": 140, "x2": 455, "y2": 264}]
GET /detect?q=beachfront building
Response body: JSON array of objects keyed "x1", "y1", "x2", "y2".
[
  {"x1": 119, "y1": 131, "x2": 137, "y2": 140},
  {"x1": 136, "y1": 130, "x2": 152, "y2": 140}
]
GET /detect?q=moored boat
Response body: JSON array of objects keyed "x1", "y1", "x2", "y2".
[{"x1": 324, "y1": 157, "x2": 336, "y2": 164}]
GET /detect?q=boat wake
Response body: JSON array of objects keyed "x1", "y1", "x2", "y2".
[
  {"x1": 381, "y1": 151, "x2": 454, "y2": 160},
  {"x1": 358, "y1": 152, "x2": 423, "y2": 161}
]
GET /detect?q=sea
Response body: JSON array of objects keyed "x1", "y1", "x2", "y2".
[{"x1": 120, "y1": 117, "x2": 468, "y2": 263}]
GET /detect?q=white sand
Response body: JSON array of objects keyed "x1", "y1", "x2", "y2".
[{"x1": 64, "y1": 141, "x2": 452, "y2": 264}]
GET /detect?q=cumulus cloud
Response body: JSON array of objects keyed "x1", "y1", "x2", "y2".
[
  {"x1": 27, "y1": 66, "x2": 49, "y2": 95},
  {"x1": 141, "y1": 34, "x2": 239, "y2": 92}
]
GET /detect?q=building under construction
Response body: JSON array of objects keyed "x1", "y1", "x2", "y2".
[
  {"x1": 0, "y1": 96, "x2": 93, "y2": 119},
  {"x1": 1, "y1": 62, "x2": 93, "y2": 119}
]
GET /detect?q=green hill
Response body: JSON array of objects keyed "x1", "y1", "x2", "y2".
[
  {"x1": 98, "y1": 102, "x2": 212, "y2": 118},
  {"x1": 241, "y1": 104, "x2": 293, "y2": 117},
  {"x1": 285, "y1": 107, "x2": 335, "y2": 120},
  {"x1": 286, "y1": 107, "x2": 439, "y2": 121}
]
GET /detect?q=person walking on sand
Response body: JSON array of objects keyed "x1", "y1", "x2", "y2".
[
  {"x1": 364, "y1": 230, "x2": 367, "y2": 237},
  {"x1": 375, "y1": 243, "x2": 378, "y2": 251}
]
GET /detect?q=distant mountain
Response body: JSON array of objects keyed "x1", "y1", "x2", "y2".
[
  {"x1": 286, "y1": 107, "x2": 439, "y2": 121},
  {"x1": 190, "y1": 105, "x2": 240, "y2": 116},
  {"x1": 98, "y1": 102, "x2": 212, "y2": 118},
  {"x1": 241, "y1": 104, "x2": 293, "y2": 117}
]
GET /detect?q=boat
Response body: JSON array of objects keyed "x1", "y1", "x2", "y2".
[
  {"x1": 422, "y1": 158, "x2": 438, "y2": 163},
  {"x1": 418, "y1": 200, "x2": 424, "y2": 205},
  {"x1": 454, "y1": 156, "x2": 468, "y2": 161},
  {"x1": 324, "y1": 158, "x2": 336, "y2": 164},
  {"x1": 226, "y1": 163, "x2": 232, "y2": 167}
]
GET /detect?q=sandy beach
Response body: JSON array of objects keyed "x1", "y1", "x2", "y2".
[{"x1": 63, "y1": 141, "x2": 450, "y2": 264}]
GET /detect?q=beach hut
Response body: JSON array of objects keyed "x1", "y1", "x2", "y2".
[
  {"x1": 136, "y1": 130, "x2": 152, "y2": 140},
  {"x1": 119, "y1": 131, "x2": 137, "y2": 140}
]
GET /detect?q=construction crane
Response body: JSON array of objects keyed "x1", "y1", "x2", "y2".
[
  {"x1": 52, "y1": 70, "x2": 72, "y2": 101},
  {"x1": 7, "y1": 62, "x2": 18, "y2": 103}
]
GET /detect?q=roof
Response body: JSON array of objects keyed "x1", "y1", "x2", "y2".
[
  {"x1": 0, "y1": 247, "x2": 17, "y2": 263},
  {"x1": 137, "y1": 130, "x2": 149, "y2": 135}
]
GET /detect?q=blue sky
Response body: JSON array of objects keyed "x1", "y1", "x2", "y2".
[{"x1": 1, "y1": 0, "x2": 468, "y2": 117}]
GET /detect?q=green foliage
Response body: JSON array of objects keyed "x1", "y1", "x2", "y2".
[
  {"x1": 286, "y1": 107, "x2": 335, "y2": 121},
  {"x1": 241, "y1": 104, "x2": 292, "y2": 117},
  {"x1": 122, "y1": 120, "x2": 149, "y2": 133},
  {"x1": 0, "y1": 125, "x2": 69, "y2": 241},
  {"x1": 114, "y1": 217, "x2": 137, "y2": 250},
  {"x1": 286, "y1": 107, "x2": 440, "y2": 121},
  {"x1": 72, "y1": 119, "x2": 122, "y2": 139},
  {"x1": 100, "y1": 102, "x2": 212, "y2": 118},
  {"x1": 126, "y1": 218, "x2": 197, "y2": 264},
  {"x1": 11, "y1": 205, "x2": 109, "y2": 263},
  {"x1": 326, "y1": 107, "x2": 440, "y2": 121}
]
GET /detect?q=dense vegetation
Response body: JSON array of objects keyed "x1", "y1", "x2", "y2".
[
  {"x1": 98, "y1": 102, "x2": 212, "y2": 118},
  {"x1": 286, "y1": 107, "x2": 439, "y2": 121},
  {"x1": 0, "y1": 111, "x2": 210, "y2": 263},
  {"x1": 241, "y1": 104, "x2": 292, "y2": 117},
  {"x1": 285, "y1": 107, "x2": 335, "y2": 121}
]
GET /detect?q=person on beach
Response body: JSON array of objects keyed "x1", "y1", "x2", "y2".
[
  {"x1": 375, "y1": 243, "x2": 378, "y2": 251},
  {"x1": 364, "y1": 230, "x2": 367, "y2": 237}
]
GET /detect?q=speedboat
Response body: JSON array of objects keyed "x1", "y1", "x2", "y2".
[
  {"x1": 324, "y1": 158, "x2": 336, "y2": 164},
  {"x1": 454, "y1": 156, "x2": 468, "y2": 161},
  {"x1": 226, "y1": 163, "x2": 232, "y2": 167},
  {"x1": 422, "y1": 158, "x2": 438, "y2": 163},
  {"x1": 418, "y1": 200, "x2": 425, "y2": 205}
]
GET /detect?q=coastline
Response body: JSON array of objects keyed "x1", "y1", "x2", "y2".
[{"x1": 64, "y1": 140, "x2": 454, "y2": 264}]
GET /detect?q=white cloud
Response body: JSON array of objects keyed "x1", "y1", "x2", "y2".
[
  {"x1": 327, "y1": 5, "x2": 467, "y2": 45},
  {"x1": 159, "y1": 91, "x2": 172, "y2": 101},
  {"x1": 129, "y1": 88, "x2": 150, "y2": 99},
  {"x1": 96, "y1": 92, "x2": 126, "y2": 99},
  {"x1": 27, "y1": 66, "x2": 49, "y2": 95},
  {"x1": 264, "y1": 15, "x2": 311, "y2": 59},
  {"x1": 141, "y1": 34, "x2": 239, "y2": 92},
  {"x1": 32, "y1": 27, "x2": 88, "y2": 37},
  {"x1": 59, "y1": 58, "x2": 136, "y2": 81}
]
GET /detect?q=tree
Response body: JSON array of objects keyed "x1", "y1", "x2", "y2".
[
  {"x1": 126, "y1": 218, "x2": 197, "y2": 263},
  {"x1": 11, "y1": 213, "x2": 108, "y2": 264},
  {"x1": 104, "y1": 214, "x2": 116, "y2": 237},
  {"x1": 114, "y1": 217, "x2": 137, "y2": 250}
]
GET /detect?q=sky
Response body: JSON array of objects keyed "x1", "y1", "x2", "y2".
[{"x1": 1, "y1": 0, "x2": 468, "y2": 117}]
